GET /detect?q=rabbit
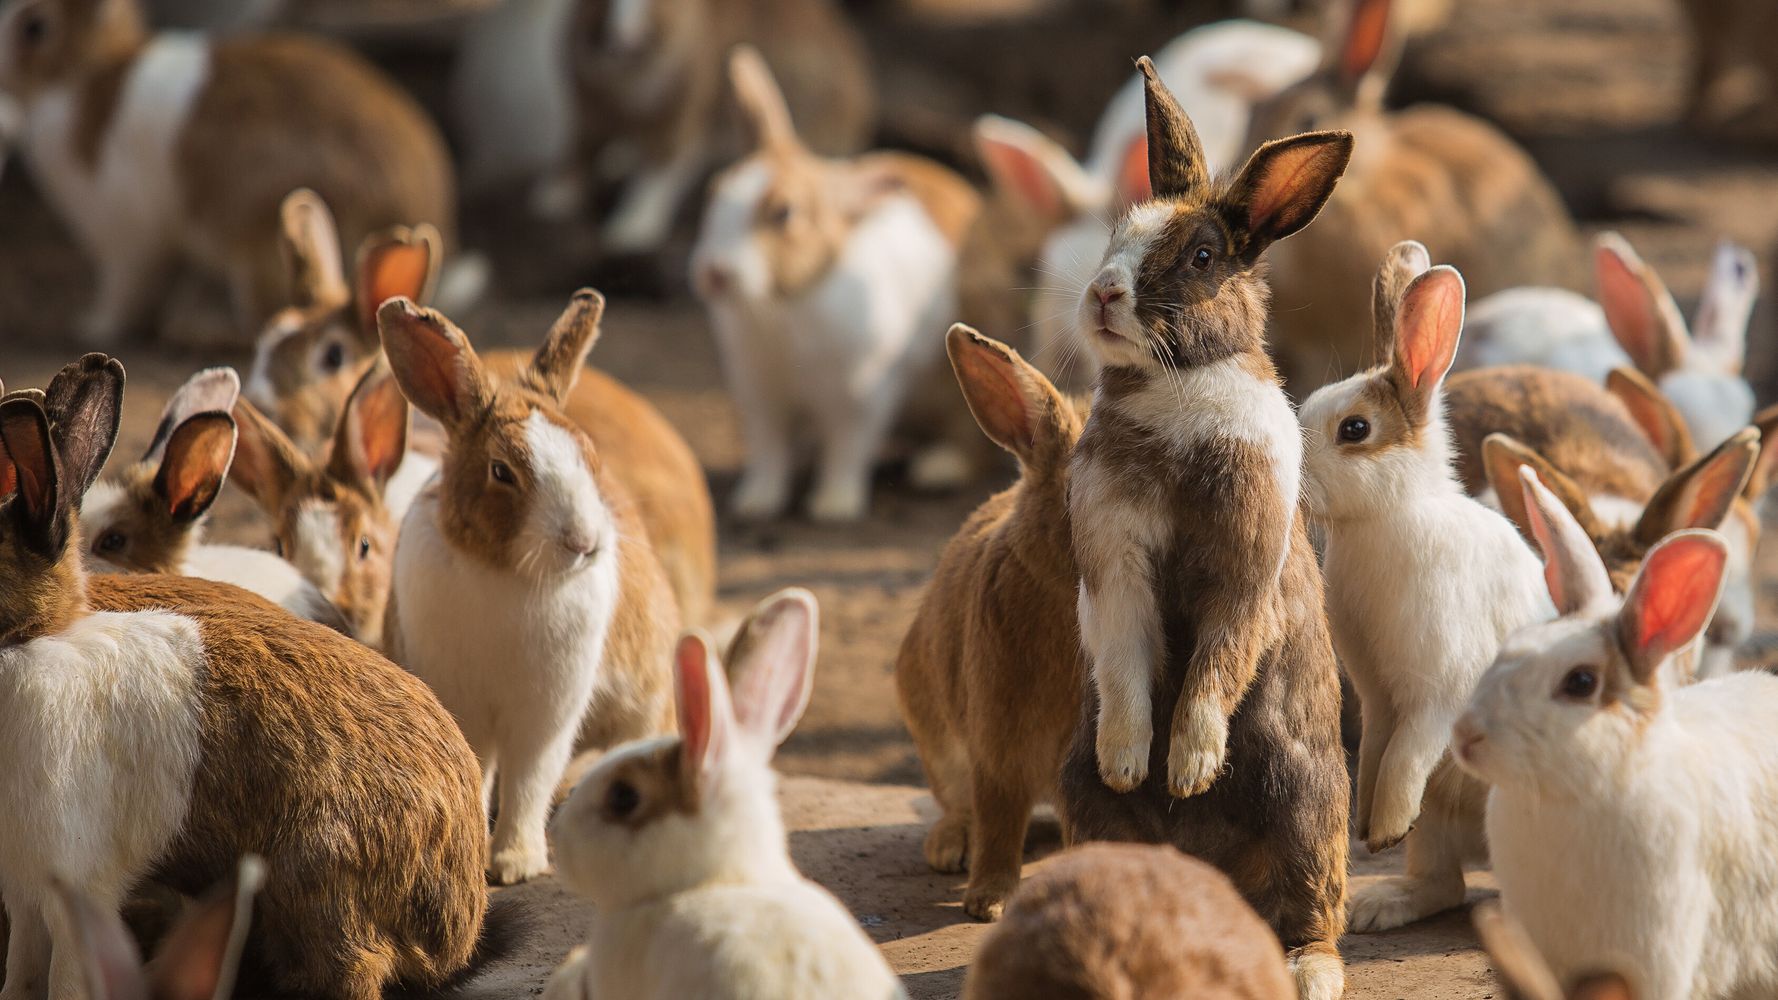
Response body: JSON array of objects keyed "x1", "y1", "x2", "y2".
[
  {"x1": 894, "y1": 324, "x2": 1085, "y2": 921},
  {"x1": 1454, "y1": 467, "x2": 1778, "y2": 1000},
  {"x1": 543, "y1": 589, "x2": 904, "y2": 1000},
  {"x1": 1474, "y1": 901, "x2": 1637, "y2": 1000},
  {"x1": 691, "y1": 46, "x2": 982, "y2": 522},
  {"x1": 973, "y1": 20, "x2": 1321, "y2": 390},
  {"x1": 52, "y1": 856, "x2": 263, "y2": 1000},
  {"x1": 963, "y1": 842, "x2": 1296, "y2": 1000},
  {"x1": 0, "y1": 0, "x2": 455, "y2": 344},
  {"x1": 538, "y1": 0, "x2": 874, "y2": 256},
  {"x1": 1297, "y1": 247, "x2": 1555, "y2": 932},
  {"x1": 0, "y1": 354, "x2": 506, "y2": 1000},
  {"x1": 1059, "y1": 59, "x2": 1351, "y2": 1000},
  {"x1": 79, "y1": 365, "x2": 347, "y2": 632},
  {"x1": 1243, "y1": 0, "x2": 1581, "y2": 395},
  {"x1": 1458, "y1": 234, "x2": 1759, "y2": 451},
  {"x1": 378, "y1": 291, "x2": 682, "y2": 885}
]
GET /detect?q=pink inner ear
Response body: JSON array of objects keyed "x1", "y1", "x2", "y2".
[
  {"x1": 676, "y1": 637, "x2": 714, "y2": 762},
  {"x1": 959, "y1": 348, "x2": 1034, "y2": 453},
  {"x1": 1116, "y1": 135, "x2": 1151, "y2": 207},
  {"x1": 1395, "y1": 269, "x2": 1464, "y2": 390},
  {"x1": 353, "y1": 377, "x2": 408, "y2": 483},
  {"x1": 982, "y1": 141, "x2": 1061, "y2": 221},
  {"x1": 1632, "y1": 538, "x2": 1725, "y2": 654},
  {"x1": 1340, "y1": 0, "x2": 1392, "y2": 86},
  {"x1": 1597, "y1": 243, "x2": 1681, "y2": 376}
]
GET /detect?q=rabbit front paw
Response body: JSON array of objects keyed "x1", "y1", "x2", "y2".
[
  {"x1": 1167, "y1": 702, "x2": 1228, "y2": 798},
  {"x1": 487, "y1": 842, "x2": 551, "y2": 886},
  {"x1": 730, "y1": 469, "x2": 792, "y2": 521},
  {"x1": 1095, "y1": 717, "x2": 1151, "y2": 793},
  {"x1": 964, "y1": 874, "x2": 1019, "y2": 922},
  {"x1": 808, "y1": 480, "x2": 869, "y2": 523},
  {"x1": 922, "y1": 814, "x2": 968, "y2": 874}
]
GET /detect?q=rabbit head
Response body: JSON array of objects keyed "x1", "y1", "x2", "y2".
[
  {"x1": 1245, "y1": 0, "x2": 1399, "y2": 146},
  {"x1": 1474, "y1": 901, "x2": 1637, "y2": 1000},
  {"x1": 552, "y1": 588, "x2": 816, "y2": 910},
  {"x1": 1455, "y1": 468, "x2": 1728, "y2": 795},
  {"x1": 1299, "y1": 243, "x2": 1466, "y2": 520},
  {"x1": 570, "y1": 0, "x2": 700, "y2": 66},
  {"x1": 0, "y1": 354, "x2": 123, "y2": 647},
  {"x1": 83, "y1": 368, "x2": 239, "y2": 574},
  {"x1": 0, "y1": 0, "x2": 146, "y2": 98},
  {"x1": 1080, "y1": 56, "x2": 1351, "y2": 373}
]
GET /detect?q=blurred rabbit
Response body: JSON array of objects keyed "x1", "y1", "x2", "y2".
[
  {"x1": 1473, "y1": 901, "x2": 1637, "y2": 1000},
  {"x1": 0, "y1": 0, "x2": 455, "y2": 343}
]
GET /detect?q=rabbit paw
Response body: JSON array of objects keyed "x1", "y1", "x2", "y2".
[
  {"x1": 923, "y1": 815, "x2": 968, "y2": 874},
  {"x1": 964, "y1": 875, "x2": 1019, "y2": 922},
  {"x1": 808, "y1": 481, "x2": 869, "y2": 523},
  {"x1": 1095, "y1": 722, "x2": 1151, "y2": 793},
  {"x1": 1288, "y1": 946, "x2": 1346, "y2": 1000},
  {"x1": 487, "y1": 843, "x2": 550, "y2": 886},
  {"x1": 1167, "y1": 703, "x2": 1228, "y2": 798},
  {"x1": 910, "y1": 444, "x2": 973, "y2": 492},
  {"x1": 529, "y1": 171, "x2": 587, "y2": 222},
  {"x1": 1347, "y1": 876, "x2": 1462, "y2": 933},
  {"x1": 730, "y1": 471, "x2": 791, "y2": 521}
]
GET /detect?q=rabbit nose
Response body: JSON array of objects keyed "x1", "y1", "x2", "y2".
[
  {"x1": 561, "y1": 531, "x2": 600, "y2": 559},
  {"x1": 1088, "y1": 277, "x2": 1128, "y2": 308},
  {"x1": 698, "y1": 263, "x2": 733, "y2": 298}
]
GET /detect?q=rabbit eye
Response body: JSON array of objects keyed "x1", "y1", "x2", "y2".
[
  {"x1": 1337, "y1": 416, "x2": 1370, "y2": 443},
  {"x1": 1190, "y1": 246, "x2": 1213, "y2": 271},
  {"x1": 604, "y1": 779, "x2": 640, "y2": 820},
  {"x1": 1558, "y1": 666, "x2": 1599, "y2": 700},
  {"x1": 94, "y1": 531, "x2": 126, "y2": 554},
  {"x1": 766, "y1": 203, "x2": 792, "y2": 227},
  {"x1": 490, "y1": 460, "x2": 516, "y2": 486},
  {"x1": 321, "y1": 341, "x2": 346, "y2": 373},
  {"x1": 357, "y1": 535, "x2": 371, "y2": 560},
  {"x1": 19, "y1": 11, "x2": 45, "y2": 45}
]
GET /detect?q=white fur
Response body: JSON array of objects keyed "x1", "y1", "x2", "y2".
[
  {"x1": 693, "y1": 177, "x2": 958, "y2": 522},
  {"x1": 606, "y1": 0, "x2": 652, "y2": 52},
  {"x1": 382, "y1": 450, "x2": 440, "y2": 525},
  {"x1": 1457, "y1": 287, "x2": 1622, "y2": 379},
  {"x1": 0, "y1": 611, "x2": 206, "y2": 1000},
  {"x1": 453, "y1": 0, "x2": 575, "y2": 187},
  {"x1": 290, "y1": 502, "x2": 347, "y2": 599},
  {"x1": 392, "y1": 411, "x2": 622, "y2": 884}
]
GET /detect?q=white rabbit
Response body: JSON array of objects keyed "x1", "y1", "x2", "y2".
[
  {"x1": 1455, "y1": 468, "x2": 1778, "y2": 1000},
  {"x1": 1299, "y1": 247, "x2": 1554, "y2": 932},
  {"x1": 1459, "y1": 235, "x2": 1758, "y2": 451},
  {"x1": 543, "y1": 589, "x2": 904, "y2": 1000}
]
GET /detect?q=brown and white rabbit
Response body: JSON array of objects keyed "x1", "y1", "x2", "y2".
[
  {"x1": 692, "y1": 46, "x2": 981, "y2": 521},
  {"x1": 1473, "y1": 901, "x2": 1636, "y2": 1000},
  {"x1": 1243, "y1": 0, "x2": 1581, "y2": 394},
  {"x1": 894, "y1": 324, "x2": 1084, "y2": 921},
  {"x1": 1060, "y1": 59, "x2": 1350, "y2": 1000},
  {"x1": 963, "y1": 843, "x2": 1296, "y2": 1000},
  {"x1": 542, "y1": 590, "x2": 902, "y2": 1000},
  {"x1": 378, "y1": 292, "x2": 681, "y2": 885},
  {"x1": 0, "y1": 355, "x2": 501, "y2": 1000},
  {"x1": 538, "y1": 0, "x2": 874, "y2": 255},
  {"x1": 80, "y1": 365, "x2": 347, "y2": 631},
  {"x1": 0, "y1": 0, "x2": 455, "y2": 343}
]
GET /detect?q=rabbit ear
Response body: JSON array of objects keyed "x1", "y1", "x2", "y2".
[
  {"x1": 1113, "y1": 134, "x2": 1151, "y2": 208},
  {"x1": 1605, "y1": 367, "x2": 1695, "y2": 468},
  {"x1": 279, "y1": 189, "x2": 348, "y2": 310},
  {"x1": 1136, "y1": 55, "x2": 1210, "y2": 200},
  {"x1": 1633, "y1": 427, "x2": 1757, "y2": 545},
  {"x1": 1690, "y1": 240, "x2": 1756, "y2": 374},
  {"x1": 1472, "y1": 902, "x2": 1564, "y2": 1000},
  {"x1": 1617, "y1": 530, "x2": 1728, "y2": 686},
  {"x1": 1389, "y1": 265, "x2": 1465, "y2": 416},
  {"x1": 973, "y1": 115, "x2": 1106, "y2": 227},
  {"x1": 527, "y1": 290, "x2": 606, "y2": 406},
  {"x1": 327, "y1": 360, "x2": 408, "y2": 494},
  {"x1": 154, "y1": 414, "x2": 236, "y2": 525},
  {"x1": 676, "y1": 633, "x2": 736, "y2": 794},
  {"x1": 1370, "y1": 239, "x2": 1431, "y2": 363},
  {"x1": 730, "y1": 45, "x2": 798, "y2": 153},
  {"x1": 1571, "y1": 973, "x2": 1636, "y2": 1000},
  {"x1": 1596, "y1": 232, "x2": 1689, "y2": 379},
  {"x1": 43, "y1": 353, "x2": 125, "y2": 499},
  {"x1": 946, "y1": 324, "x2": 1075, "y2": 468},
  {"x1": 1744, "y1": 403, "x2": 1778, "y2": 501},
  {"x1": 1223, "y1": 130, "x2": 1353, "y2": 258},
  {"x1": 725, "y1": 588, "x2": 818, "y2": 752},
  {"x1": 1518, "y1": 466, "x2": 1614, "y2": 616},
  {"x1": 228, "y1": 397, "x2": 309, "y2": 517},
  {"x1": 1, "y1": 395, "x2": 69, "y2": 558},
  {"x1": 145, "y1": 368, "x2": 240, "y2": 465},
  {"x1": 148, "y1": 856, "x2": 264, "y2": 1000},
  {"x1": 1335, "y1": 0, "x2": 1398, "y2": 98},
  {"x1": 355, "y1": 225, "x2": 441, "y2": 344},
  {"x1": 48, "y1": 877, "x2": 150, "y2": 1000},
  {"x1": 378, "y1": 298, "x2": 492, "y2": 430},
  {"x1": 1484, "y1": 433, "x2": 1601, "y2": 547}
]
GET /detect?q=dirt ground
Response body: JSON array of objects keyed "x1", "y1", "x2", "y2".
[{"x1": 3, "y1": 0, "x2": 1778, "y2": 995}]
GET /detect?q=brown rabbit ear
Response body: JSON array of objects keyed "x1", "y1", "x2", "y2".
[
  {"x1": 280, "y1": 189, "x2": 349, "y2": 310},
  {"x1": 328, "y1": 360, "x2": 408, "y2": 493},
  {"x1": 676, "y1": 632, "x2": 736, "y2": 796},
  {"x1": 1571, "y1": 973, "x2": 1636, "y2": 1000},
  {"x1": 378, "y1": 298, "x2": 491, "y2": 430},
  {"x1": 146, "y1": 368, "x2": 240, "y2": 465},
  {"x1": 1, "y1": 395, "x2": 69, "y2": 558},
  {"x1": 1136, "y1": 55, "x2": 1210, "y2": 200},
  {"x1": 1633, "y1": 427, "x2": 1758, "y2": 545},
  {"x1": 1483, "y1": 433, "x2": 1602, "y2": 546},
  {"x1": 148, "y1": 856, "x2": 265, "y2": 1000},
  {"x1": 527, "y1": 289, "x2": 606, "y2": 405},
  {"x1": 946, "y1": 324, "x2": 1073, "y2": 467},
  {"x1": 154, "y1": 414, "x2": 236, "y2": 525},
  {"x1": 1596, "y1": 232, "x2": 1689, "y2": 379},
  {"x1": 724, "y1": 588, "x2": 818, "y2": 752},
  {"x1": 1223, "y1": 130, "x2": 1353, "y2": 260},
  {"x1": 973, "y1": 115, "x2": 1104, "y2": 226},
  {"x1": 355, "y1": 225, "x2": 442, "y2": 343},
  {"x1": 1744, "y1": 403, "x2": 1778, "y2": 500},
  {"x1": 228, "y1": 397, "x2": 309, "y2": 517},
  {"x1": 1605, "y1": 367, "x2": 1695, "y2": 468},
  {"x1": 48, "y1": 876, "x2": 151, "y2": 1000},
  {"x1": 1370, "y1": 239, "x2": 1431, "y2": 363},
  {"x1": 1518, "y1": 466, "x2": 1614, "y2": 617},
  {"x1": 1389, "y1": 265, "x2": 1465, "y2": 418},
  {"x1": 1617, "y1": 530, "x2": 1727, "y2": 686},
  {"x1": 43, "y1": 352, "x2": 125, "y2": 499},
  {"x1": 1334, "y1": 0, "x2": 1399, "y2": 98},
  {"x1": 730, "y1": 45, "x2": 799, "y2": 153},
  {"x1": 1472, "y1": 901, "x2": 1564, "y2": 1000}
]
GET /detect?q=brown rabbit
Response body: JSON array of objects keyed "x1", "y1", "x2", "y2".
[
  {"x1": 0, "y1": 0, "x2": 454, "y2": 343},
  {"x1": 1244, "y1": 0, "x2": 1581, "y2": 394},
  {"x1": 0, "y1": 355, "x2": 501, "y2": 1000},
  {"x1": 895, "y1": 324, "x2": 1084, "y2": 921},
  {"x1": 1060, "y1": 59, "x2": 1350, "y2": 1000},
  {"x1": 963, "y1": 843, "x2": 1296, "y2": 1000}
]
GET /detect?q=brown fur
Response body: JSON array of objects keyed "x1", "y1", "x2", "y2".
[
  {"x1": 1606, "y1": 367, "x2": 1696, "y2": 470},
  {"x1": 0, "y1": 0, "x2": 146, "y2": 101},
  {"x1": 963, "y1": 843, "x2": 1296, "y2": 1000}
]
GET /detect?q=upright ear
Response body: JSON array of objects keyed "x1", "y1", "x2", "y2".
[
  {"x1": 1334, "y1": 0, "x2": 1398, "y2": 97},
  {"x1": 228, "y1": 398, "x2": 308, "y2": 516},
  {"x1": 147, "y1": 856, "x2": 264, "y2": 1000},
  {"x1": 1112, "y1": 134, "x2": 1151, "y2": 208},
  {"x1": 724, "y1": 588, "x2": 818, "y2": 753},
  {"x1": 1633, "y1": 428, "x2": 1757, "y2": 544},
  {"x1": 1617, "y1": 529, "x2": 1728, "y2": 686},
  {"x1": 1605, "y1": 367, "x2": 1696, "y2": 468},
  {"x1": 327, "y1": 360, "x2": 409, "y2": 494},
  {"x1": 1135, "y1": 55, "x2": 1210, "y2": 200},
  {"x1": 43, "y1": 353, "x2": 125, "y2": 499},
  {"x1": 1745, "y1": 403, "x2": 1778, "y2": 500},
  {"x1": 1483, "y1": 433, "x2": 1601, "y2": 546},
  {"x1": 676, "y1": 632, "x2": 736, "y2": 796},
  {"x1": 1389, "y1": 265, "x2": 1465, "y2": 417},
  {"x1": 1690, "y1": 239, "x2": 1757, "y2": 373},
  {"x1": 1519, "y1": 466, "x2": 1614, "y2": 615},
  {"x1": 145, "y1": 367, "x2": 241, "y2": 465},
  {"x1": 1472, "y1": 902, "x2": 1563, "y2": 1000},
  {"x1": 48, "y1": 876, "x2": 150, "y2": 1000},
  {"x1": 729, "y1": 45, "x2": 799, "y2": 153},
  {"x1": 377, "y1": 298, "x2": 491, "y2": 429},
  {"x1": 354, "y1": 225, "x2": 442, "y2": 343},
  {"x1": 1223, "y1": 130, "x2": 1353, "y2": 258},
  {"x1": 973, "y1": 115, "x2": 1105, "y2": 227},
  {"x1": 1595, "y1": 232, "x2": 1689, "y2": 379},
  {"x1": 1370, "y1": 239, "x2": 1431, "y2": 362},
  {"x1": 528, "y1": 289, "x2": 606, "y2": 405},
  {"x1": 946, "y1": 324, "x2": 1077, "y2": 468},
  {"x1": 154, "y1": 414, "x2": 236, "y2": 525},
  {"x1": 0, "y1": 396, "x2": 67, "y2": 557},
  {"x1": 279, "y1": 188, "x2": 348, "y2": 310}
]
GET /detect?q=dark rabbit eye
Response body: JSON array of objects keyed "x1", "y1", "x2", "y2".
[
  {"x1": 1190, "y1": 246, "x2": 1213, "y2": 271},
  {"x1": 20, "y1": 12, "x2": 45, "y2": 45},
  {"x1": 490, "y1": 460, "x2": 516, "y2": 485},
  {"x1": 357, "y1": 535, "x2": 371, "y2": 560},
  {"x1": 767, "y1": 203, "x2": 792, "y2": 227},
  {"x1": 95, "y1": 531, "x2": 125, "y2": 554},
  {"x1": 1558, "y1": 667, "x2": 1600, "y2": 700},
  {"x1": 604, "y1": 779, "x2": 640, "y2": 820},
  {"x1": 1337, "y1": 416, "x2": 1370, "y2": 443},
  {"x1": 321, "y1": 341, "x2": 346, "y2": 373}
]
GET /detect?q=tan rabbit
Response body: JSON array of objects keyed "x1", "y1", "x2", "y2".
[
  {"x1": 1243, "y1": 0, "x2": 1581, "y2": 394},
  {"x1": 0, "y1": 0, "x2": 455, "y2": 343},
  {"x1": 963, "y1": 843, "x2": 1296, "y2": 1000},
  {"x1": 895, "y1": 324, "x2": 1084, "y2": 922}
]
